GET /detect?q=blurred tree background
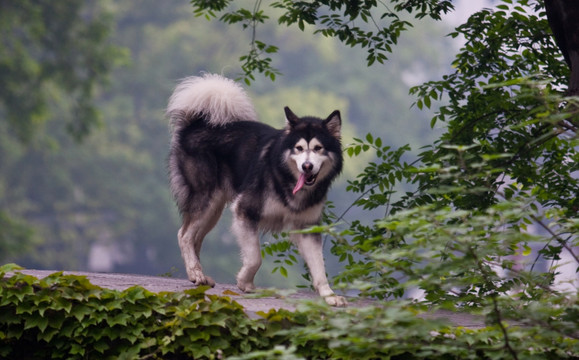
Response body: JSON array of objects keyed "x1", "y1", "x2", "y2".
[
  {"x1": 2, "y1": 1, "x2": 578, "y2": 357},
  {"x1": 1, "y1": 0, "x2": 455, "y2": 284}
]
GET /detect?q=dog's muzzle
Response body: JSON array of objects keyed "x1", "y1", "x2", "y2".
[{"x1": 292, "y1": 161, "x2": 318, "y2": 195}]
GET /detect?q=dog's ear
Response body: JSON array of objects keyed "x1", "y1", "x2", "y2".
[
  {"x1": 284, "y1": 106, "x2": 299, "y2": 127},
  {"x1": 324, "y1": 110, "x2": 341, "y2": 139}
]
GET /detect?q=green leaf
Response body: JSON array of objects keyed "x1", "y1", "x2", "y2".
[
  {"x1": 24, "y1": 315, "x2": 49, "y2": 333},
  {"x1": 107, "y1": 313, "x2": 131, "y2": 327},
  {"x1": 416, "y1": 99, "x2": 423, "y2": 110},
  {"x1": 430, "y1": 116, "x2": 437, "y2": 128},
  {"x1": 522, "y1": 244, "x2": 532, "y2": 256},
  {"x1": 0, "y1": 264, "x2": 24, "y2": 276},
  {"x1": 70, "y1": 305, "x2": 92, "y2": 322}
]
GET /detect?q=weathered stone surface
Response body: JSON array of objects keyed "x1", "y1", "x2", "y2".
[{"x1": 10, "y1": 270, "x2": 367, "y2": 313}]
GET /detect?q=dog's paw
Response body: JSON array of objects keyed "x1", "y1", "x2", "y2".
[
  {"x1": 324, "y1": 295, "x2": 348, "y2": 307},
  {"x1": 203, "y1": 276, "x2": 216, "y2": 287},
  {"x1": 237, "y1": 281, "x2": 256, "y2": 293},
  {"x1": 188, "y1": 271, "x2": 216, "y2": 287}
]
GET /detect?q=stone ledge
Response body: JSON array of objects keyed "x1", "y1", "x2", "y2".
[{"x1": 6, "y1": 269, "x2": 486, "y2": 327}]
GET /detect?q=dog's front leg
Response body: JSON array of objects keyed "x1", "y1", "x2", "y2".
[
  {"x1": 232, "y1": 214, "x2": 262, "y2": 293},
  {"x1": 293, "y1": 233, "x2": 348, "y2": 307}
]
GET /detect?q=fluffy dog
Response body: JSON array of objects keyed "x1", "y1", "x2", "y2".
[{"x1": 167, "y1": 74, "x2": 346, "y2": 306}]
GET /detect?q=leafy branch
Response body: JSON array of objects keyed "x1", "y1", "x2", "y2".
[
  {"x1": 191, "y1": 0, "x2": 280, "y2": 84},
  {"x1": 191, "y1": 0, "x2": 455, "y2": 81}
]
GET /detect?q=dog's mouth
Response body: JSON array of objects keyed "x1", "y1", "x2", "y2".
[
  {"x1": 292, "y1": 172, "x2": 318, "y2": 195},
  {"x1": 305, "y1": 172, "x2": 318, "y2": 186}
]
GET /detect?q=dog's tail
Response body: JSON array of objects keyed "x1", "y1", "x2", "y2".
[{"x1": 167, "y1": 73, "x2": 258, "y2": 134}]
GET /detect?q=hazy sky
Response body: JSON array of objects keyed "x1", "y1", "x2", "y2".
[{"x1": 445, "y1": 0, "x2": 495, "y2": 25}]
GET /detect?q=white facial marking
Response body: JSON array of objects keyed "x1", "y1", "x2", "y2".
[{"x1": 291, "y1": 138, "x2": 327, "y2": 174}]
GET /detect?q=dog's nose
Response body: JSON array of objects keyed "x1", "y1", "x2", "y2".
[{"x1": 302, "y1": 161, "x2": 313, "y2": 172}]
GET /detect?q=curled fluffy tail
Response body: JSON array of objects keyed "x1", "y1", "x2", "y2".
[{"x1": 167, "y1": 73, "x2": 258, "y2": 134}]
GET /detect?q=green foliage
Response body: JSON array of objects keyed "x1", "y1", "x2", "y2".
[
  {"x1": 0, "y1": 0, "x2": 127, "y2": 263},
  {"x1": 188, "y1": 1, "x2": 579, "y2": 358},
  {"x1": 262, "y1": 237, "x2": 300, "y2": 279},
  {"x1": 345, "y1": 136, "x2": 413, "y2": 212},
  {"x1": 0, "y1": 264, "x2": 271, "y2": 359},
  {"x1": 0, "y1": 0, "x2": 125, "y2": 142},
  {"x1": 322, "y1": 2, "x2": 579, "y2": 352},
  {"x1": 221, "y1": 4, "x2": 281, "y2": 84},
  {"x1": 406, "y1": 0, "x2": 577, "y2": 213},
  {"x1": 192, "y1": 0, "x2": 280, "y2": 84},
  {"x1": 271, "y1": 301, "x2": 579, "y2": 360},
  {"x1": 2, "y1": 264, "x2": 579, "y2": 359},
  {"x1": 0, "y1": 213, "x2": 38, "y2": 260},
  {"x1": 191, "y1": 0, "x2": 454, "y2": 82},
  {"x1": 344, "y1": 178, "x2": 571, "y2": 299},
  {"x1": 271, "y1": 0, "x2": 453, "y2": 67},
  {"x1": 322, "y1": 1, "x2": 578, "y2": 358}
]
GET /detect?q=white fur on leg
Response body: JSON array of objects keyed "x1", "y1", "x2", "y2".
[
  {"x1": 293, "y1": 233, "x2": 348, "y2": 307},
  {"x1": 178, "y1": 225, "x2": 215, "y2": 287},
  {"x1": 178, "y1": 197, "x2": 225, "y2": 288},
  {"x1": 232, "y1": 215, "x2": 262, "y2": 293},
  {"x1": 324, "y1": 294, "x2": 348, "y2": 307}
]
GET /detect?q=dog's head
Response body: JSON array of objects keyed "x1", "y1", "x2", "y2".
[{"x1": 283, "y1": 107, "x2": 342, "y2": 195}]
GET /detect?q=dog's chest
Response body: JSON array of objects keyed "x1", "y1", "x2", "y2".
[{"x1": 259, "y1": 196, "x2": 324, "y2": 232}]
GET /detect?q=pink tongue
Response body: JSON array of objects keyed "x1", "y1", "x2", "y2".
[{"x1": 293, "y1": 173, "x2": 306, "y2": 195}]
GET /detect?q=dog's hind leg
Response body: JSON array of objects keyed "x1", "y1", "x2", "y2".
[
  {"x1": 178, "y1": 194, "x2": 226, "y2": 287},
  {"x1": 293, "y1": 233, "x2": 348, "y2": 307},
  {"x1": 232, "y1": 213, "x2": 261, "y2": 293}
]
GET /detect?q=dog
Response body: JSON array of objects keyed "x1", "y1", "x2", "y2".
[{"x1": 167, "y1": 73, "x2": 347, "y2": 306}]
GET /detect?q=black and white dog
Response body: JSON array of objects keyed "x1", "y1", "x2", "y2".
[{"x1": 167, "y1": 74, "x2": 346, "y2": 306}]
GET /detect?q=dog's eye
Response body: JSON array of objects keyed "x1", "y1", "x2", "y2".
[
  {"x1": 295, "y1": 146, "x2": 304, "y2": 152},
  {"x1": 313, "y1": 145, "x2": 323, "y2": 152}
]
